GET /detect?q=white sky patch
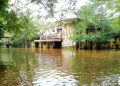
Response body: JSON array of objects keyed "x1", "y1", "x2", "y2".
[
  {"x1": 76, "y1": 0, "x2": 89, "y2": 10},
  {"x1": 9, "y1": 0, "x2": 89, "y2": 22}
]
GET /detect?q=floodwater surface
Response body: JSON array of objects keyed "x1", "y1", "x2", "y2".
[{"x1": 0, "y1": 48, "x2": 120, "y2": 86}]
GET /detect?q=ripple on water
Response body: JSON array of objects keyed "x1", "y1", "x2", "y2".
[{"x1": 32, "y1": 69, "x2": 77, "y2": 86}]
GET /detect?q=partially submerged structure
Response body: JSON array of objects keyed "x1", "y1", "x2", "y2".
[
  {"x1": 34, "y1": 26, "x2": 62, "y2": 48},
  {"x1": 33, "y1": 18, "x2": 120, "y2": 49},
  {"x1": 34, "y1": 18, "x2": 78, "y2": 48}
]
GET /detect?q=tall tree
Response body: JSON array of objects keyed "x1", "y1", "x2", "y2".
[
  {"x1": 0, "y1": 0, "x2": 9, "y2": 37},
  {"x1": 72, "y1": 1, "x2": 117, "y2": 49}
]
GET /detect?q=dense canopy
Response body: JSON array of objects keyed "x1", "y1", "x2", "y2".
[{"x1": 0, "y1": 0, "x2": 120, "y2": 49}]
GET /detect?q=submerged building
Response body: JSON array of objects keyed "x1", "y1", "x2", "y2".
[{"x1": 34, "y1": 18, "x2": 78, "y2": 48}]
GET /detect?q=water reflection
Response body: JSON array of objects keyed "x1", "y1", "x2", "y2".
[
  {"x1": 34, "y1": 49, "x2": 77, "y2": 86},
  {"x1": 72, "y1": 50, "x2": 120, "y2": 86},
  {"x1": 0, "y1": 48, "x2": 120, "y2": 86}
]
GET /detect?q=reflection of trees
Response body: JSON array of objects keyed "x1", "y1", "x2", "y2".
[
  {"x1": 1, "y1": 49, "x2": 120, "y2": 85},
  {"x1": 0, "y1": 48, "x2": 12, "y2": 65},
  {"x1": 72, "y1": 50, "x2": 120, "y2": 85},
  {"x1": 0, "y1": 48, "x2": 38, "y2": 86}
]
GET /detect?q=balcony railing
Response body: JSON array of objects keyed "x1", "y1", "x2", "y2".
[{"x1": 40, "y1": 33, "x2": 62, "y2": 40}]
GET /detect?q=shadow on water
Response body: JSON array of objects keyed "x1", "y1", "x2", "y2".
[{"x1": 0, "y1": 64, "x2": 7, "y2": 72}]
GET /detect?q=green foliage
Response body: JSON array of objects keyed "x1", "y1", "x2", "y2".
[
  {"x1": 0, "y1": 0, "x2": 120, "y2": 49},
  {"x1": 114, "y1": 0, "x2": 120, "y2": 12},
  {"x1": 0, "y1": 0, "x2": 40, "y2": 47},
  {"x1": 77, "y1": 4, "x2": 94, "y2": 22},
  {"x1": 0, "y1": 0, "x2": 9, "y2": 37},
  {"x1": 0, "y1": 0, "x2": 8, "y2": 10},
  {"x1": 0, "y1": 24, "x2": 4, "y2": 37},
  {"x1": 0, "y1": 4, "x2": 45, "y2": 48},
  {"x1": 72, "y1": 0, "x2": 120, "y2": 49},
  {"x1": 10, "y1": 16, "x2": 39, "y2": 47},
  {"x1": 72, "y1": 21, "x2": 87, "y2": 42},
  {"x1": 4, "y1": 11, "x2": 21, "y2": 33},
  {"x1": 112, "y1": 17, "x2": 120, "y2": 29}
]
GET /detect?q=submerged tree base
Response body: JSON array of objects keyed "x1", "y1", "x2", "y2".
[{"x1": 75, "y1": 41, "x2": 120, "y2": 50}]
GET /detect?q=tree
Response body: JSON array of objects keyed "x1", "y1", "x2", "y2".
[
  {"x1": 0, "y1": 0, "x2": 41, "y2": 47},
  {"x1": 72, "y1": 1, "x2": 119, "y2": 50},
  {"x1": 10, "y1": 15, "x2": 40, "y2": 47},
  {"x1": 0, "y1": 0, "x2": 9, "y2": 37}
]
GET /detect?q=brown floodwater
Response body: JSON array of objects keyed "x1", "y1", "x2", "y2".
[{"x1": 0, "y1": 48, "x2": 120, "y2": 86}]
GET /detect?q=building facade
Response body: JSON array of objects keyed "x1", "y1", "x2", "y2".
[{"x1": 34, "y1": 20, "x2": 76, "y2": 48}]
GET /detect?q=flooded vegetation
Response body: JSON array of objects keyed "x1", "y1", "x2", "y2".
[
  {"x1": 0, "y1": 48, "x2": 120, "y2": 86},
  {"x1": 0, "y1": 0, "x2": 120, "y2": 85}
]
